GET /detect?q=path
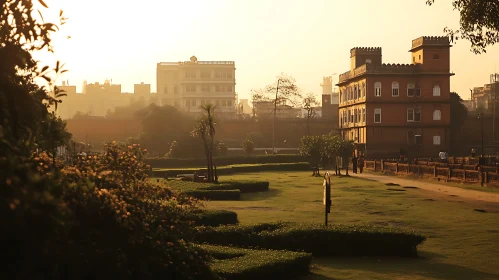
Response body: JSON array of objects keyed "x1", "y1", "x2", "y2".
[{"x1": 351, "y1": 172, "x2": 499, "y2": 203}]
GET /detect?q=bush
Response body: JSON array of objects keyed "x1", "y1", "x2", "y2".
[
  {"x1": 188, "y1": 210, "x2": 239, "y2": 227},
  {"x1": 198, "y1": 244, "x2": 312, "y2": 280},
  {"x1": 194, "y1": 222, "x2": 426, "y2": 257},
  {"x1": 153, "y1": 162, "x2": 309, "y2": 177},
  {"x1": 146, "y1": 154, "x2": 304, "y2": 168},
  {"x1": 185, "y1": 190, "x2": 241, "y2": 201},
  {"x1": 241, "y1": 139, "x2": 255, "y2": 156},
  {"x1": 163, "y1": 180, "x2": 269, "y2": 200}
]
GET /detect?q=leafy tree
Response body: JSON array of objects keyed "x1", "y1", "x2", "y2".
[
  {"x1": 450, "y1": 92, "x2": 469, "y2": 152},
  {"x1": 321, "y1": 133, "x2": 340, "y2": 173},
  {"x1": 251, "y1": 73, "x2": 302, "y2": 153},
  {"x1": 136, "y1": 104, "x2": 193, "y2": 156},
  {"x1": 335, "y1": 139, "x2": 355, "y2": 176},
  {"x1": 302, "y1": 93, "x2": 320, "y2": 135},
  {"x1": 299, "y1": 136, "x2": 323, "y2": 175},
  {"x1": 241, "y1": 139, "x2": 255, "y2": 156},
  {"x1": 426, "y1": 0, "x2": 499, "y2": 53},
  {"x1": 192, "y1": 104, "x2": 217, "y2": 182}
]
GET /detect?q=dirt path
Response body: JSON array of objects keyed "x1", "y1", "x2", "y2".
[{"x1": 351, "y1": 172, "x2": 499, "y2": 203}]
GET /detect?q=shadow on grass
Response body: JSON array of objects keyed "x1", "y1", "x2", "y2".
[
  {"x1": 306, "y1": 253, "x2": 498, "y2": 280},
  {"x1": 241, "y1": 188, "x2": 282, "y2": 201}
]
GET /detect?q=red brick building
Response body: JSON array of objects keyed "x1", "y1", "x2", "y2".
[{"x1": 337, "y1": 36, "x2": 453, "y2": 158}]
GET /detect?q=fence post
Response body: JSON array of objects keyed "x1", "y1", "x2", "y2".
[
  {"x1": 463, "y1": 170, "x2": 466, "y2": 181},
  {"x1": 381, "y1": 159, "x2": 384, "y2": 171},
  {"x1": 417, "y1": 164, "x2": 420, "y2": 175},
  {"x1": 374, "y1": 160, "x2": 377, "y2": 172},
  {"x1": 396, "y1": 162, "x2": 399, "y2": 174},
  {"x1": 479, "y1": 166, "x2": 484, "y2": 186},
  {"x1": 433, "y1": 165, "x2": 437, "y2": 177},
  {"x1": 485, "y1": 171, "x2": 489, "y2": 184},
  {"x1": 407, "y1": 162, "x2": 410, "y2": 174},
  {"x1": 448, "y1": 168, "x2": 451, "y2": 179}
]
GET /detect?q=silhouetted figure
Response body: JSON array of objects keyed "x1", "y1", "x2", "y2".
[{"x1": 352, "y1": 155, "x2": 358, "y2": 174}]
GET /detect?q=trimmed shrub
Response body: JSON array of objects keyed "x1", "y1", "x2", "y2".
[
  {"x1": 185, "y1": 190, "x2": 241, "y2": 201},
  {"x1": 146, "y1": 154, "x2": 305, "y2": 168},
  {"x1": 198, "y1": 245, "x2": 312, "y2": 280},
  {"x1": 202, "y1": 181, "x2": 270, "y2": 193},
  {"x1": 153, "y1": 162, "x2": 310, "y2": 178},
  {"x1": 188, "y1": 210, "x2": 239, "y2": 227},
  {"x1": 194, "y1": 222, "x2": 426, "y2": 257}
]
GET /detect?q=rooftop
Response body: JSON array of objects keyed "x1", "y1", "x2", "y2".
[{"x1": 410, "y1": 36, "x2": 451, "y2": 51}]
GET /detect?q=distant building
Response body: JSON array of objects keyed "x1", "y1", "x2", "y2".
[
  {"x1": 337, "y1": 36, "x2": 453, "y2": 157},
  {"x1": 254, "y1": 101, "x2": 300, "y2": 119},
  {"x1": 321, "y1": 76, "x2": 339, "y2": 120},
  {"x1": 238, "y1": 99, "x2": 252, "y2": 115},
  {"x1": 156, "y1": 56, "x2": 237, "y2": 118},
  {"x1": 134, "y1": 82, "x2": 151, "y2": 96},
  {"x1": 471, "y1": 73, "x2": 499, "y2": 113}
]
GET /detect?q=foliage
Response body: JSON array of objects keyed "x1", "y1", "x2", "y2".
[
  {"x1": 450, "y1": 92, "x2": 469, "y2": 129},
  {"x1": 299, "y1": 136, "x2": 323, "y2": 167},
  {"x1": 192, "y1": 104, "x2": 217, "y2": 182},
  {"x1": 146, "y1": 154, "x2": 304, "y2": 168},
  {"x1": 188, "y1": 210, "x2": 239, "y2": 227},
  {"x1": 194, "y1": 222, "x2": 427, "y2": 257},
  {"x1": 245, "y1": 132, "x2": 265, "y2": 147},
  {"x1": 137, "y1": 104, "x2": 194, "y2": 156},
  {"x1": 426, "y1": 0, "x2": 499, "y2": 53},
  {"x1": 198, "y1": 244, "x2": 312, "y2": 280},
  {"x1": 216, "y1": 141, "x2": 228, "y2": 157},
  {"x1": 161, "y1": 179, "x2": 270, "y2": 200},
  {"x1": 241, "y1": 139, "x2": 255, "y2": 156},
  {"x1": 302, "y1": 93, "x2": 320, "y2": 135},
  {"x1": 152, "y1": 163, "x2": 310, "y2": 178},
  {"x1": 166, "y1": 140, "x2": 226, "y2": 159}
]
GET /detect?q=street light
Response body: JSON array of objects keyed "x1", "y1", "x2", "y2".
[{"x1": 478, "y1": 112, "x2": 484, "y2": 159}]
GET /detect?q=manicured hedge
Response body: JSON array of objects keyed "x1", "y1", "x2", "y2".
[
  {"x1": 188, "y1": 210, "x2": 239, "y2": 227},
  {"x1": 146, "y1": 154, "x2": 304, "y2": 168},
  {"x1": 153, "y1": 162, "x2": 310, "y2": 178},
  {"x1": 184, "y1": 190, "x2": 241, "y2": 201},
  {"x1": 198, "y1": 244, "x2": 312, "y2": 280},
  {"x1": 194, "y1": 222, "x2": 426, "y2": 257}
]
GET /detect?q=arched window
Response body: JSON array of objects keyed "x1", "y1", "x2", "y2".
[
  {"x1": 433, "y1": 109, "x2": 441, "y2": 120},
  {"x1": 433, "y1": 85, "x2": 441, "y2": 96},
  {"x1": 392, "y1": 82, "x2": 399, "y2": 97},
  {"x1": 362, "y1": 83, "x2": 366, "y2": 97}
]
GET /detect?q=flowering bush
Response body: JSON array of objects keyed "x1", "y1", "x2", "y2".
[{"x1": 2, "y1": 142, "x2": 218, "y2": 279}]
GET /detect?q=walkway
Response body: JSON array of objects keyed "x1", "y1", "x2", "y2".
[{"x1": 351, "y1": 172, "x2": 499, "y2": 203}]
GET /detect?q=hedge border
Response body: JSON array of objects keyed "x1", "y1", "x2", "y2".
[{"x1": 146, "y1": 154, "x2": 304, "y2": 168}]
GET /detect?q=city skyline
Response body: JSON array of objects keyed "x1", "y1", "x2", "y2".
[{"x1": 35, "y1": 0, "x2": 499, "y2": 102}]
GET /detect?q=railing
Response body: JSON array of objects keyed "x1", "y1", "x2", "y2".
[{"x1": 364, "y1": 160, "x2": 499, "y2": 186}]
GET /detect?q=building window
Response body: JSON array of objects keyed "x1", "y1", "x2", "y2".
[
  {"x1": 366, "y1": 59, "x2": 372, "y2": 64},
  {"x1": 362, "y1": 108, "x2": 366, "y2": 123},
  {"x1": 433, "y1": 85, "x2": 441, "y2": 96},
  {"x1": 163, "y1": 86, "x2": 168, "y2": 94},
  {"x1": 354, "y1": 109, "x2": 358, "y2": 123},
  {"x1": 374, "y1": 108, "x2": 381, "y2": 123},
  {"x1": 433, "y1": 54, "x2": 440, "y2": 59},
  {"x1": 186, "y1": 100, "x2": 190, "y2": 107},
  {"x1": 201, "y1": 85, "x2": 210, "y2": 92},
  {"x1": 415, "y1": 107, "x2": 421, "y2": 122},
  {"x1": 174, "y1": 85, "x2": 178, "y2": 94},
  {"x1": 407, "y1": 83, "x2": 415, "y2": 97},
  {"x1": 415, "y1": 134, "x2": 422, "y2": 145},
  {"x1": 392, "y1": 82, "x2": 399, "y2": 97},
  {"x1": 185, "y1": 72, "x2": 196, "y2": 78},
  {"x1": 407, "y1": 108, "x2": 414, "y2": 122},
  {"x1": 415, "y1": 85, "x2": 421, "y2": 97},
  {"x1": 407, "y1": 131, "x2": 414, "y2": 145},
  {"x1": 433, "y1": 109, "x2": 441, "y2": 120},
  {"x1": 357, "y1": 109, "x2": 361, "y2": 123},
  {"x1": 433, "y1": 135, "x2": 441, "y2": 145},
  {"x1": 191, "y1": 100, "x2": 196, "y2": 106},
  {"x1": 226, "y1": 85, "x2": 232, "y2": 92},
  {"x1": 200, "y1": 72, "x2": 210, "y2": 78},
  {"x1": 374, "y1": 82, "x2": 381, "y2": 97},
  {"x1": 186, "y1": 85, "x2": 196, "y2": 92},
  {"x1": 362, "y1": 83, "x2": 366, "y2": 97}
]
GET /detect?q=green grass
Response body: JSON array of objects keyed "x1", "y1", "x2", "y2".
[{"x1": 201, "y1": 171, "x2": 499, "y2": 280}]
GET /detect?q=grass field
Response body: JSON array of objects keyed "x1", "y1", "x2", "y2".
[{"x1": 202, "y1": 171, "x2": 499, "y2": 280}]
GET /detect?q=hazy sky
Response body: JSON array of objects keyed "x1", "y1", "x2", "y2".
[{"x1": 37, "y1": 0, "x2": 499, "y2": 101}]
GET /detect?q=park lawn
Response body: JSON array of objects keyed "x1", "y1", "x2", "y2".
[{"x1": 203, "y1": 171, "x2": 499, "y2": 280}]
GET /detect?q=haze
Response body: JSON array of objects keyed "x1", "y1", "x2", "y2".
[{"x1": 37, "y1": 0, "x2": 499, "y2": 100}]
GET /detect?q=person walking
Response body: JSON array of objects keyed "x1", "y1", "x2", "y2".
[
  {"x1": 352, "y1": 154, "x2": 358, "y2": 174},
  {"x1": 471, "y1": 148, "x2": 476, "y2": 158},
  {"x1": 358, "y1": 155, "x2": 365, "y2": 174}
]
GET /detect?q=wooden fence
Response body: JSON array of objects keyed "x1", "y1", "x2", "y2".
[{"x1": 364, "y1": 160, "x2": 499, "y2": 187}]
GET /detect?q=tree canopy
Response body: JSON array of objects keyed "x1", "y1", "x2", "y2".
[{"x1": 427, "y1": 0, "x2": 499, "y2": 53}]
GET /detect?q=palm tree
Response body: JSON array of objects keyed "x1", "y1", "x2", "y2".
[{"x1": 191, "y1": 104, "x2": 217, "y2": 182}]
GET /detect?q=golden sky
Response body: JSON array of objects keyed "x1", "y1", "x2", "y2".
[{"x1": 37, "y1": 0, "x2": 499, "y2": 101}]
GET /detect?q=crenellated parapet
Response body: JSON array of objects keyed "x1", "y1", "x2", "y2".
[
  {"x1": 411, "y1": 36, "x2": 450, "y2": 50},
  {"x1": 338, "y1": 63, "x2": 421, "y2": 84},
  {"x1": 350, "y1": 47, "x2": 382, "y2": 57}
]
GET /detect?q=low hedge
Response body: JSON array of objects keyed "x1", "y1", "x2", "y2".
[
  {"x1": 198, "y1": 244, "x2": 312, "y2": 280},
  {"x1": 146, "y1": 154, "x2": 304, "y2": 168},
  {"x1": 202, "y1": 181, "x2": 270, "y2": 193},
  {"x1": 188, "y1": 210, "x2": 239, "y2": 227},
  {"x1": 194, "y1": 222, "x2": 426, "y2": 257},
  {"x1": 153, "y1": 162, "x2": 310, "y2": 178},
  {"x1": 184, "y1": 190, "x2": 241, "y2": 201}
]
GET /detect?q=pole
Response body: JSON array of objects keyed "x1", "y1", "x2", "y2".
[
  {"x1": 272, "y1": 79, "x2": 281, "y2": 154},
  {"x1": 481, "y1": 113, "x2": 484, "y2": 158}
]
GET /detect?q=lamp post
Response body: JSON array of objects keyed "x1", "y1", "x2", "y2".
[
  {"x1": 478, "y1": 112, "x2": 484, "y2": 158},
  {"x1": 272, "y1": 79, "x2": 281, "y2": 154}
]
